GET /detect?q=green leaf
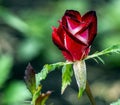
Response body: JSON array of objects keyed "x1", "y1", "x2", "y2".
[
  {"x1": 24, "y1": 63, "x2": 36, "y2": 95},
  {"x1": 36, "y1": 64, "x2": 55, "y2": 87},
  {"x1": 24, "y1": 64, "x2": 52, "y2": 105},
  {"x1": 61, "y1": 64, "x2": 73, "y2": 94},
  {"x1": 73, "y1": 60, "x2": 86, "y2": 98},
  {"x1": 86, "y1": 44, "x2": 120, "y2": 60},
  {"x1": 36, "y1": 62, "x2": 69, "y2": 87},
  {"x1": 101, "y1": 44, "x2": 120, "y2": 54},
  {"x1": 92, "y1": 56, "x2": 105, "y2": 64}
]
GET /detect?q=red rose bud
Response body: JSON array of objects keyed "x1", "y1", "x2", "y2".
[{"x1": 52, "y1": 10, "x2": 97, "y2": 61}]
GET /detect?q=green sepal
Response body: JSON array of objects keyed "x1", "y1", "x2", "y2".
[
  {"x1": 73, "y1": 60, "x2": 86, "y2": 98},
  {"x1": 78, "y1": 87, "x2": 84, "y2": 98},
  {"x1": 61, "y1": 64, "x2": 73, "y2": 94}
]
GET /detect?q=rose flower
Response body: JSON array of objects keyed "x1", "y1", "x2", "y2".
[{"x1": 52, "y1": 10, "x2": 97, "y2": 61}]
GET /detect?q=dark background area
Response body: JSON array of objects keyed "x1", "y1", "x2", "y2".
[{"x1": 0, "y1": 0, "x2": 120, "y2": 105}]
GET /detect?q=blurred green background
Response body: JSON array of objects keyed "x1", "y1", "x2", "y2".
[{"x1": 0, "y1": 0, "x2": 120, "y2": 105}]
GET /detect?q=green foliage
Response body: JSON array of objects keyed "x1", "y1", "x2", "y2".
[
  {"x1": 24, "y1": 63, "x2": 36, "y2": 95},
  {"x1": 36, "y1": 64, "x2": 57, "y2": 87},
  {"x1": 0, "y1": 54, "x2": 13, "y2": 88},
  {"x1": 36, "y1": 64, "x2": 57, "y2": 83},
  {"x1": 18, "y1": 38, "x2": 43, "y2": 61},
  {"x1": 24, "y1": 64, "x2": 52, "y2": 105},
  {"x1": 100, "y1": 44, "x2": 120, "y2": 54},
  {"x1": 2, "y1": 81, "x2": 31, "y2": 105},
  {"x1": 86, "y1": 44, "x2": 120, "y2": 61},
  {"x1": 32, "y1": 85, "x2": 42, "y2": 104},
  {"x1": 61, "y1": 64, "x2": 73, "y2": 94},
  {"x1": 36, "y1": 62, "x2": 71, "y2": 86},
  {"x1": 35, "y1": 91, "x2": 52, "y2": 105},
  {"x1": 110, "y1": 99, "x2": 120, "y2": 105},
  {"x1": 0, "y1": 7, "x2": 29, "y2": 34},
  {"x1": 24, "y1": 62, "x2": 74, "y2": 104},
  {"x1": 33, "y1": 43, "x2": 120, "y2": 100}
]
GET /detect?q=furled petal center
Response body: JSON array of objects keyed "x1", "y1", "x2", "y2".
[
  {"x1": 75, "y1": 29, "x2": 89, "y2": 45},
  {"x1": 66, "y1": 17, "x2": 82, "y2": 35},
  {"x1": 66, "y1": 17, "x2": 88, "y2": 45}
]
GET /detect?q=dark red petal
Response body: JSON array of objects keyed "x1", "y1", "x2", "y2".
[
  {"x1": 52, "y1": 25, "x2": 74, "y2": 61},
  {"x1": 84, "y1": 46, "x2": 90, "y2": 58},
  {"x1": 82, "y1": 11, "x2": 97, "y2": 45},
  {"x1": 52, "y1": 27, "x2": 65, "y2": 50},
  {"x1": 63, "y1": 33, "x2": 88, "y2": 61},
  {"x1": 61, "y1": 10, "x2": 81, "y2": 32},
  {"x1": 63, "y1": 25, "x2": 88, "y2": 46},
  {"x1": 66, "y1": 16, "x2": 81, "y2": 35},
  {"x1": 62, "y1": 10, "x2": 91, "y2": 46},
  {"x1": 65, "y1": 10, "x2": 82, "y2": 21},
  {"x1": 62, "y1": 50, "x2": 73, "y2": 61},
  {"x1": 57, "y1": 21, "x2": 65, "y2": 42},
  {"x1": 75, "y1": 29, "x2": 89, "y2": 45}
]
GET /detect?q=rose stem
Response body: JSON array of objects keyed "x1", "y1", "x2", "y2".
[{"x1": 85, "y1": 81, "x2": 96, "y2": 105}]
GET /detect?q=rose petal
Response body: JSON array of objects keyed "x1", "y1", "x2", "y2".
[
  {"x1": 52, "y1": 27, "x2": 65, "y2": 50},
  {"x1": 65, "y1": 10, "x2": 82, "y2": 21},
  {"x1": 82, "y1": 11, "x2": 97, "y2": 44},
  {"x1": 62, "y1": 50, "x2": 73, "y2": 61},
  {"x1": 75, "y1": 29, "x2": 89, "y2": 45},
  {"x1": 62, "y1": 24, "x2": 88, "y2": 46},
  {"x1": 52, "y1": 26, "x2": 74, "y2": 61},
  {"x1": 66, "y1": 16, "x2": 81, "y2": 35},
  {"x1": 63, "y1": 33, "x2": 88, "y2": 61}
]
